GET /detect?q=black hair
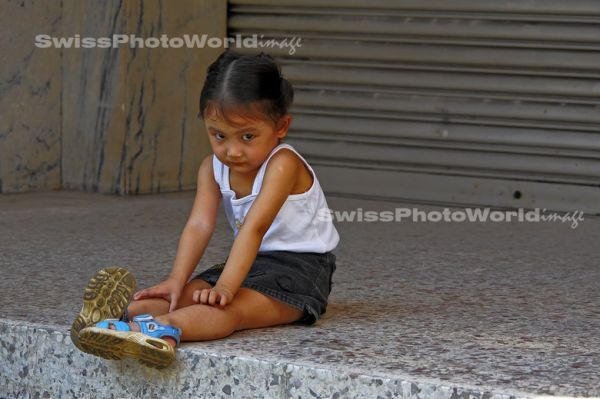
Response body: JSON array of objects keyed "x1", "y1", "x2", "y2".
[{"x1": 198, "y1": 50, "x2": 294, "y2": 126}]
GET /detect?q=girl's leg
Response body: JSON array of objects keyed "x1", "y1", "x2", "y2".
[
  {"x1": 126, "y1": 298, "x2": 169, "y2": 318},
  {"x1": 156, "y1": 286, "x2": 303, "y2": 343}
]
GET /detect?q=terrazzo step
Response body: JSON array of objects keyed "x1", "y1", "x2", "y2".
[
  {"x1": 2, "y1": 319, "x2": 536, "y2": 399},
  {"x1": 3, "y1": 192, "x2": 597, "y2": 399}
]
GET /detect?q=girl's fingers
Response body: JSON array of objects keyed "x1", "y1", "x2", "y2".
[
  {"x1": 200, "y1": 288, "x2": 210, "y2": 304},
  {"x1": 140, "y1": 288, "x2": 156, "y2": 299},
  {"x1": 209, "y1": 290, "x2": 218, "y2": 305},
  {"x1": 134, "y1": 286, "x2": 164, "y2": 300},
  {"x1": 168, "y1": 293, "x2": 179, "y2": 313},
  {"x1": 192, "y1": 290, "x2": 201, "y2": 303},
  {"x1": 140, "y1": 287, "x2": 229, "y2": 306},
  {"x1": 197, "y1": 288, "x2": 225, "y2": 306}
]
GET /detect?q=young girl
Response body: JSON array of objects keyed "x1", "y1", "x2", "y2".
[{"x1": 71, "y1": 51, "x2": 340, "y2": 369}]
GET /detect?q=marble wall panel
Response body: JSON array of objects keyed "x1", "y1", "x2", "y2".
[
  {"x1": 62, "y1": 0, "x2": 225, "y2": 194},
  {"x1": 1, "y1": 0, "x2": 226, "y2": 194},
  {"x1": 0, "y1": 0, "x2": 62, "y2": 193}
]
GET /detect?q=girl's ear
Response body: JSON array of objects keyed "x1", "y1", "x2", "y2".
[{"x1": 276, "y1": 114, "x2": 292, "y2": 138}]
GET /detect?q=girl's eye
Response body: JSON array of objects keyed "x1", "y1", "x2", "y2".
[
  {"x1": 242, "y1": 133, "x2": 254, "y2": 141},
  {"x1": 215, "y1": 133, "x2": 225, "y2": 140}
]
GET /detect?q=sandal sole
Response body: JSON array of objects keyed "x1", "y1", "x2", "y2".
[
  {"x1": 70, "y1": 267, "x2": 136, "y2": 353},
  {"x1": 78, "y1": 327, "x2": 175, "y2": 369}
]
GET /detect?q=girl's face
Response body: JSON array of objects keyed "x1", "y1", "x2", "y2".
[{"x1": 204, "y1": 108, "x2": 291, "y2": 174}]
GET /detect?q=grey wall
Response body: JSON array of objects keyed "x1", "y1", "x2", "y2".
[
  {"x1": 0, "y1": 0, "x2": 226, "y2": 195},
  {"x1": 0, "y1": 1, "x2": 62, "y2": 194}
]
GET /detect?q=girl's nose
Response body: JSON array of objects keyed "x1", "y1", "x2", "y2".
[{"x1": 227, "y1": 144, "x2": 243, "y2": 159}]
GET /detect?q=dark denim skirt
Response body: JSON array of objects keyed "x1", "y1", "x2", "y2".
[{"x1": 191, "y1": 250, "x2": 337, "y2": 325}]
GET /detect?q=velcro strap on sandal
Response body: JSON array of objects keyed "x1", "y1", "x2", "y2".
[
  {"x1": 132, "y1": 314, "x2": 182, "y2": 345},
  {"x1": 94, "y1": 319, "x2": 131, "y2": 332}
]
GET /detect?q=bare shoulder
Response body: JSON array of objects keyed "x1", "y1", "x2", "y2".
[
  {"x1": 266, "y1": 148, "x2": 313, "y2": 195},
  {"x1": 262, "y1": 148, "x2": 300, "y2": 186},
  {"x1": 268, "y1": 148, "x2": 302, "y2": 170}
]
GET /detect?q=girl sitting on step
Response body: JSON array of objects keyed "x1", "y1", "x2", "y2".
[{"x1": 70, "y1": 50, "x2": 339, "y2": 369}]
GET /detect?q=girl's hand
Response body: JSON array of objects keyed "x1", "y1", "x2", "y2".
[
  {"x1": 132, "y1": 277, "x2": 184, "y2": 313},
  {"x1": 193, "y1": 284, "x2": 234, "y2": 307}
]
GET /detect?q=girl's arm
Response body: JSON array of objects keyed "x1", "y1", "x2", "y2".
[
  {"x1": 168, "y1": 154, "x2": 221, "y2": 285},
  {"x1": 208, "y1": 150, "x2": 300, "y2": 305}
]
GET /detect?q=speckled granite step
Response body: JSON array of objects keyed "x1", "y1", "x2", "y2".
[
  {"x1": 1, "y1": 319, "x2": 532, "y2": 399},
  {"x1": 1, "y1": 191, "x2": 598, "y2": 398}
]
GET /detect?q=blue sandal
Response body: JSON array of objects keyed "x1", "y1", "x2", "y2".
[{"x1": 78, "y1": 314, "x2": 182, "y2": 369}]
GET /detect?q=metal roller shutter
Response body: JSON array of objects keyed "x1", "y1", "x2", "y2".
[{"x1": 228, "y1": 0, "x2": 600, "y2": 214}]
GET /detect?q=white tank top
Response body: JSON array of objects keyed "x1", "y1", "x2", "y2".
[{"x1": 213, "y1": 143, "x2": 340, "y2": 253}]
